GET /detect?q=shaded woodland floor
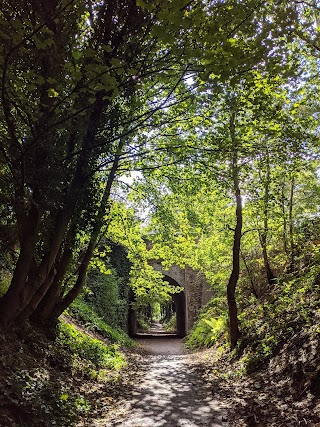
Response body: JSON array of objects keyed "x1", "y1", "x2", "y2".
[
  {"x1": 1, "y1": 321, "x2": 320, "y2": 426},
  {"x1": 86, "y1": 323, "x2": 320, "y2": 427},
  {"x1": 189, "y1": 348, "x2": 320, "y2": 427},
  {"x1": 102, "y1": 338, "x2": 228, "y2": 427}
]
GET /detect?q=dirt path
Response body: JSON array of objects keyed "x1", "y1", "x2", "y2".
[{"x1": 104, "y1": 337, "x2": 228, "y2": 427}]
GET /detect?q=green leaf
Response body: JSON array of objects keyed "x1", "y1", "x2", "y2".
[
  {"x1": 59, "y1": 394, "x2": 69, "y2": 401},
  {"x1": 47, "y1": 88, "x2": 59, "y2": 98}
]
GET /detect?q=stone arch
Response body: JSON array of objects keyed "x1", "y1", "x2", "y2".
[
  {"x1": 127, "y1": 262, "x2": 187, "y2": 337},
  {"x1": 162, "y1": 274, "x2": 186, "y2": 337},
  {"x1": 128, "y1": 259, "x2": 213, "y2": 337},
  {"x1": 149, "y1": 260, "x2": 185, "y2": 290}
]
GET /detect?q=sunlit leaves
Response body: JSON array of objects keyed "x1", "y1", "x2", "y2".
[
  {"x1": 47, "y1": 88, "x2": 59, "y2": 98},
  {"x1": 105, "y1": 202, "x2": 181, "y2": 307}
]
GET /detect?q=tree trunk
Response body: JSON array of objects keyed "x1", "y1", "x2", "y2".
[
  {"x1": 30, "y1": 93, "x2": 106, "y2": 292},
  {"x1": 258, "y1": 149, "x2": 275, "y2": 286},
  {"x1": 259, "y1": 228, "x2": 275, "y2": 285},
  {"x1": 27, "y1": 246, "x2": 74, "y2": 322},
  {"x1": 227, "y1": 112, "x2": 241, "y2": 350},
  {"x1": 280, "y1": 180, "x2": 289, "y2": 256},
  {"x1": 17, "y1": 268, "x2": 56, "y2": 323},
  {"x1": 46, "y1": 149, "x2": 122, "y2": 321},
  {"x1": 0, "y1": 201, "x2": 41, "y2": 324},
  {"x1": 288, "y1": 176, "x2": 295, "y2": 272},
  {"x1": 53, "y1": 239, "x2": 95, "y2": 319}
]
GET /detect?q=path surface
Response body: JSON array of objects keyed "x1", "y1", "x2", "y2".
[{"x1": 105, "y1": 332, "x2": 228, "y2": 427}]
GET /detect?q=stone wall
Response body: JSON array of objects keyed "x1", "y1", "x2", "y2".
[
  {"x1": 150, "y1": 260, "x2": 185, "y2": 288},
  {"x1": 184, "y1": 267, "x2": 213, "y2": 332},
  {"x1": 148, "y1": 260, "x2": 213, "y2": 333}
]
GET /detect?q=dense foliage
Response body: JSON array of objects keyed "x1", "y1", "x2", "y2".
[
  {"x1": 1, "y1": 1, "x2": 320, "y2": 425},
  {"x1": 0, "y1": 320, "x2": 127, "y2": 426},
  {"x1": 1, "y1": 1, "x2": 320, "y2": 420},
  {"x1": 0, "y1": 0, "x2": 316, "y2": 330}
]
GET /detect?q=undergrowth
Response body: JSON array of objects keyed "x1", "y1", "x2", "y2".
[
  {"x1": 186, "y1": 264, "x2": 320, "y2": 377},
  {"x1": 238, "y1": 265, "x2": 320, "y2": 372},
  {"x1": 67, "y1": 296, "x2": 134, "y2": 347},
  {"x1": 185, "y1": 296, "x2": 228, "y2": 349},
  {"x1": 0, "y1": 319, "x2": 128, "y2": 427},
  {"x1": 136, "y1": 315, "x2": 151, "y2": 331},
  {"x1": 163, "y1": 313, "x2": 177, "y2": 332}
]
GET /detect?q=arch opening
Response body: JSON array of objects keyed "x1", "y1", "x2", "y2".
[
  {"x1": 127, "y1": 275, "x2": 186, "y2": 338},
  {"x1": 161, "y1": 275, "x2": 186, "y2": 338}
]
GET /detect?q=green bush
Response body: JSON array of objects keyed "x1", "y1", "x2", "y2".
[
  {"x1": 186, "y1": 318, "x2": 221, "y2": 349},
  {"x1": 163, "y1": 314, "x2": 177, "y2": 332},
  {"x1": 67, "y1": 297, "x2": 134, "y2": 347},
  {"x1": 136, "y1": 315, "x2": 151, "y2": 331},
  {"x1": 4, "y1": 368, "x2": 90, "y2": 426},
  {"x1": 185, "y1": 297, "x2": 228, "y2": 349},
  {"x1": 84, "y1": 242, "x2": 132, "y2": 331},
  {"x1": 57, "y1": 321, "x2": 127, "y2": 370},
  {"x1": 204, "y1": 317, "x2": 227, "y2": 341},
  {"x1": 85, "y1": 268, "x2": 121, "y2": 327}
]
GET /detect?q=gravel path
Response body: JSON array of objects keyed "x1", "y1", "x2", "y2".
[{"x1": 105, "y1": 337, "x2": 228, "y2": 427}]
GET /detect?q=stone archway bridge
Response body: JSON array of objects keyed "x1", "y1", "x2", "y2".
[
  {"x1": 128, "y1": 258, "x2": 213, "y2": 337},
  {"x1": 149, "y1": 260, "x2": 213, "y2": 336}
]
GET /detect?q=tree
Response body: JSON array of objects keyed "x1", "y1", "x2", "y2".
[
  {"x1": 1, "y1": 0, "x2": 221, "y2": 325},
  {"x1": 126, "y1": 60, "x2": 319, "y2": 347},
  {"x1": 0, "y1": 0, "x2": 314, "y2": 331},
  {"x1": 226, "y1": 111, "x2": 242, "y2": 348},
  {"x1": 0, "y1": 0, "x2": 190, "y2": 325}
]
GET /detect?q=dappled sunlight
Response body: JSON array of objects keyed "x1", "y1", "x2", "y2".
[{"x1": 106, "y1": 340, "x2": 228, "y2": 427}]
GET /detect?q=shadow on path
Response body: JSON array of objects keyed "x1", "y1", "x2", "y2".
[{"x1": 105, "y1": 338, "x2": 228, "y2": 427}]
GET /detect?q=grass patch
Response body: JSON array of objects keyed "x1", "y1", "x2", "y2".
[
  {"x1": 57, "y1": 321, "x2": 127, "y2": 371},
  {"x1": 67, "y1": 297, "x2": 134, "y2": 347},
  {"x1": 0, "y1": 318, "x2": 129, "y2": 427}
]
